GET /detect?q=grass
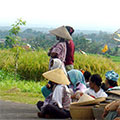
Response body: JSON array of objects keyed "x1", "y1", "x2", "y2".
[
  {"x1": 110, "y1": 55, "x2": 120, "y2": 63},
  {"x1": 0, "y1": 49, "x2": 120, "y2": 104},
  {"x1": 74, "y1": 53, "x2": 120, "y2": 84},
  {"x1": 0, "y1": 49, "x2": 49, "y2": 81},
  {"x1": 0, "y1": 70, "x2": 46, "y2": 104},
  {"x1": 0, "y1": 90, "x2": 43, "y2": 104}
]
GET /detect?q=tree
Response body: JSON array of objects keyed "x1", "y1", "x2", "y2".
[
  {"x1": 5, "y1": 18, "x2": 26, "y2": 80},
  {"x1": 5, "y1": 18, "x2": 26, "y2": 48}
]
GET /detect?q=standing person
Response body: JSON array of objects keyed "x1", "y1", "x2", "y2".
[
  {"x1": 48, "y1": 26, "x2": 73, "y2": 69},
  {"x1": 65, "y1": 26, "x2": 75, "y2": 71}
]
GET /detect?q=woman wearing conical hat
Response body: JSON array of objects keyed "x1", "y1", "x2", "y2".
[
  {"x1": 41, "y1": 58, "x2": 67, "y2": 98},
  {"x1": 37, "y1": 68, "x2": 72, "y2": 119},
  {"x1": 48, "y1": 26, "x2": 73, "y2": 69}
]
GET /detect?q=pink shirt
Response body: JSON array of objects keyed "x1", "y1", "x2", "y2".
[{"x1": 49, "y1": 42, "x2": 67, "y2": 62}]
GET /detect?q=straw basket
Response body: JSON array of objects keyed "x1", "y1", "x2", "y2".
[
  {"x1": 107, "y1": 90, "x2": 120, "y2": 100},
  {"x1": 92, "y1": 103, "x2": 107, "y2": 120},
  {"x1": 70, "y1": 104, "x2": 95, "y2": 120}
]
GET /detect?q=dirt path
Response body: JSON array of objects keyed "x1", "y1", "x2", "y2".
[{"x1": 0, "y1": 100, "x2": 40, "y2": 120}]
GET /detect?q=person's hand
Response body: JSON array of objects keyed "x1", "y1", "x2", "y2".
[
  {"x1": 48, "y1": 51, "x2": 50, "y2": 56},
  {"x1": 114, "y1": 117, "x2": 120, "y2": 120},
  {"x1": 71, "y1": 94, "x2": 76, "y2": 99},
  {"x1": 105, "y1": 100, "x2": 118, "y2": 111},
  {"x1": 71, "y1": 92, "x2": 83, "y2": 99},
  {"x1": 46, "y1": 84, "x2": 51, "y2": 89},
  {"x1": 117, "y1": 106, "x2": 120, "y2": 115},
  {"x1": 50, "y1": 52, "x2": 58, "y2": 58},
  {"x1": 102, "y1": 102, "x2": 113, "y2": 118},
  {"x1": 102, "y1": 109, "x2": 109, "y2": 118},
  {"x1": 75, "y1": 92, "x2": 83, "y2": 99}
]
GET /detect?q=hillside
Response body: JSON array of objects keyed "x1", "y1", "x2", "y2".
[{"x1": 0, "y1": 26, "x2": 120, "y2": 56}]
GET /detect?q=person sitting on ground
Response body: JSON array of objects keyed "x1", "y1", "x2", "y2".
[
  {"x1": 41, "y1": 58, "x2": 67, "y2": 98},
  {"x1": 67, "y1": 69, "x2": 86, "y2": 91},
  {"x1": 64, "y1": 26, "x2": 75, "y2": 71},
  {"x1": 85, "y1": 74, "x2": 108, "y2": 98},
  {"x1": 102, "y1": 100, "x2": 120, "y2": 120},
  {"x1": 37, "y1": 68, "x2": 71, "y2": 119},
  {"x1": 70, "y1": 81, "x2": 87, "y2": 102},
  {"x1": 67, "y1": 69, "x2": 87, "y2": 101},
  {"x1": 101, "y1": 70, "x2": 119, "y2": 91},
  {"x1": 83, "y1": 71, "x2": 91, "y2": 88},
  {"x1": 71, "y1": 74, "x2": 107, "y2": 101}
]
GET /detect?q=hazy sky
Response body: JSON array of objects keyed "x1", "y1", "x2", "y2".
[{"x1": 1, "y1": 0, "x2": 120, "y2": 31}]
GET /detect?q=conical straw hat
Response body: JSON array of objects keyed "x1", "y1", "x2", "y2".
[
  {"x1": 49, "y1": 26, "x2": 73, "y2": 40},
  {"x1": 77, "y1": 93, "x2": 95, "y2": 103},
  {"x1": 42, "y1": 68, "x2": 70, "y2": 85},
  {"x1": 71, "y1": 93, "x2": 106, "y2": 106}
]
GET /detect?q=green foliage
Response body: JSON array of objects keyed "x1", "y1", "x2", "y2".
[
  {"x1": 1, "y1": 26, "x2": 120, "y2": 56},
  {"x1": 9, "y1": 18, "x2": 26, "y2": 36},
  {"x1": 5, "y1": 18, "x2": 26, "y2": 48}
]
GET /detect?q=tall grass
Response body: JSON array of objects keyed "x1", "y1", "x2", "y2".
[
  {"x1": 74, "y1": 53, "x2": 120, "y2": 83},
  {"x1": 0, "y1": 49, "x2": 120, "y2": 84},
  {"x1": 0, "y1": 49, "x2": 49, "y2": 81}
]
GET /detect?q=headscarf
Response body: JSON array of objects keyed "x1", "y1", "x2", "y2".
[
  {"x1": 105, "y1": 70, "x2": 119, "y2": 82},
  {"x1": 50, "y1": 58, "x2": 67, "y2": 76},
  {"x1": 67, "y1": 69, "x2": 86, "y2": 90},
  {"x1": 65, "y1": 26, "x2": 74, "y2": 35}
]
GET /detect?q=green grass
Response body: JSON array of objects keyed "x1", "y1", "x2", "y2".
[
  {"x1": 0, "y1": 49, "x2": 120, "y2": 104},
  {"x1": 0, "y1": 90, "x2": 43, "y2": 104},
  {"x1": 0, "y1": 70, "x2": 46, "y2": 104},
  {"x1": 110, "y1": 56, "x2": 120, "y2": 63}
]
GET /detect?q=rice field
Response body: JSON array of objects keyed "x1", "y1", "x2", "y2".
[
  {"x1": 0, "y1": 49, "x2": 120, "y2": 84},
  {"x1": 0, "y1": 49, "x2": 120, "y2": 104}
]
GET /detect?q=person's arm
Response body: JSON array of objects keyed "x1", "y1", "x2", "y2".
[
  {"x1": 105, "y1": 100, "x2": 120, "y2": 111},
  {"x1": 71, "y1": 91, "x2": 83, "y2": 99},
  {"x1": 117, "y1": 105, "x2": 120, "y2": 115},
  {"x1": 51, "y1": 42, "x2": 66, "y2": 62},
  {"x1": 102, "y1": 100, "x2": 120, "y2": 118},
  {"x1": 114, "y1": 117, "x2": 120, "y2": 120}
]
